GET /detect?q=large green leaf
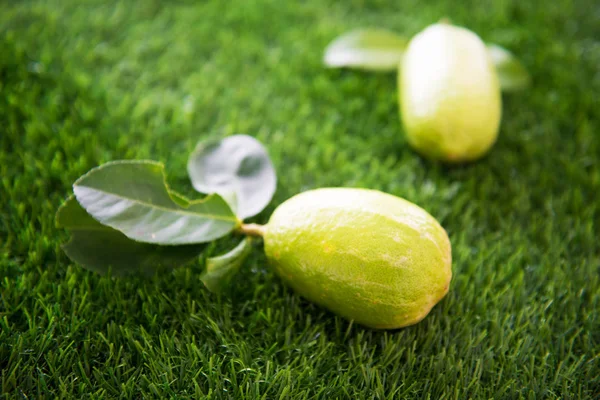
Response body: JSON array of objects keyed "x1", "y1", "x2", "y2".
[
  {"x1": 187, "y1": 135, "x2": 276, "y2": 219},
  {"x1": 56, "y1": 196, "x2": 206, "y2": 275},
  {"x1": 200, "y1": 237, "x2": 253, "y2": 293},
  {"x1": 323, "y1": 29, "x2": 408, "y2": 71},
  {"x1": 73, "y1": 160, "x2": 239, "y2": 245},
  {"x1": 487, "y1": 44, "x2": 531, "y2": 92}
]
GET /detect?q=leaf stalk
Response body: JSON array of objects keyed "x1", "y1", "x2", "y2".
[{"x1": 237, "y1": 223, "x2": 266, "y2": 237}]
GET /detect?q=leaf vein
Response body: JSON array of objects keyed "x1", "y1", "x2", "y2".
[{"x1": 75, "y1": 186, "x2": 238, "y2": 222}]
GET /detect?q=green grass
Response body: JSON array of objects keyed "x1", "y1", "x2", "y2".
[{"x1": 1, "y1": 0, "x2": 598, "y2": 398}]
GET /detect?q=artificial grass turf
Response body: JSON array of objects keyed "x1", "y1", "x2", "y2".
[{"x1": 0, "y1": 0, "x2": 598, "y2": 398}]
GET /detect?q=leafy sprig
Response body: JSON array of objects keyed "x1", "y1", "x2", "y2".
[
  {"x1": 323, "y1": 27, "x2": 530, "y2": 92},
  {"x1": 57, "y1": 134, "x2": 275, "y2": 291}
]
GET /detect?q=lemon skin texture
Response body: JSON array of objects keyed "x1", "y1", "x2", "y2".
[
  {"x1": 399, "y1": 23, "x2": 502, "y2": 162},
  {"x1": 263, "y1": 188, "x2": 452, "y2": 329}
]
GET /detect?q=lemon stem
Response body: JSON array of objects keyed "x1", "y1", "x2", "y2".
[{"x1": 238, "y1": 223, "x2": 266, "y2": 237}]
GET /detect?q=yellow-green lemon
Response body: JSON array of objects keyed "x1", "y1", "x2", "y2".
[
  {"x1": 263, "y1": 188, "x2": 452, "y2": 329},
  {"x1": 399, "y1": 23, "x2": 502, "y2": 162}
]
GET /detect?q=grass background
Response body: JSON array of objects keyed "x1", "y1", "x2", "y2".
[{"x1": 1, "y1": 0, "x2": 599, "y2": 398}]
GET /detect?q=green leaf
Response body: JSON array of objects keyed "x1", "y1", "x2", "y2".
[
  {"x1": 187, "y1": 135, "x2": 276, "y2": 220},
  {"x1": 487, "y1": 44, "x2": 531, "y2": 92},
  {"x1": 323, "y1": 29, "x2": 408, "y2": 71},
  {"x1": 56, "y1": 196, "x2": 206, "y2": 275},
  {"x1": 73, "y1": 160, "x2": 239, "y2": 245},
  {"x1": 200, "y1": 237, "x2": 253, "y2": 293}
]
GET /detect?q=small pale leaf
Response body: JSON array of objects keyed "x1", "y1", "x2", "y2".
[
  {"x1": 487, "y1": 44, "x2": 531, "y2": 92},
  {"x1": 188, "y1": 135, "x2": 276, "y2": 220},
  {"x1": 56, "y1": 196, "x2": 206, "y2": 275},
  {"x1": 73, "y1": 160, "x2": 239, "y2": 245},
  {"x1": 324, "y1": 29, "x2": 408, "y2": 71},
  {"x1": 201, "y1": 237, "x2": 253, "y2": 293}
]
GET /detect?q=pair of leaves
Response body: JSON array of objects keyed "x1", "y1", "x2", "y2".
[
  {"x1": 323, "y1": 28, "x2": 530, "y2": 92},
  {"x1": 59, "y1": 160, "x2": 239, "y2": 275}
]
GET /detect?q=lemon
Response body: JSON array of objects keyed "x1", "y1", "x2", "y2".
[
  {"x1": 399, "y1": 22, "x2": 501, "y2": 162},
  {"x1": 263, "y1": 188, "x2": 452, "y2": 329}
]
